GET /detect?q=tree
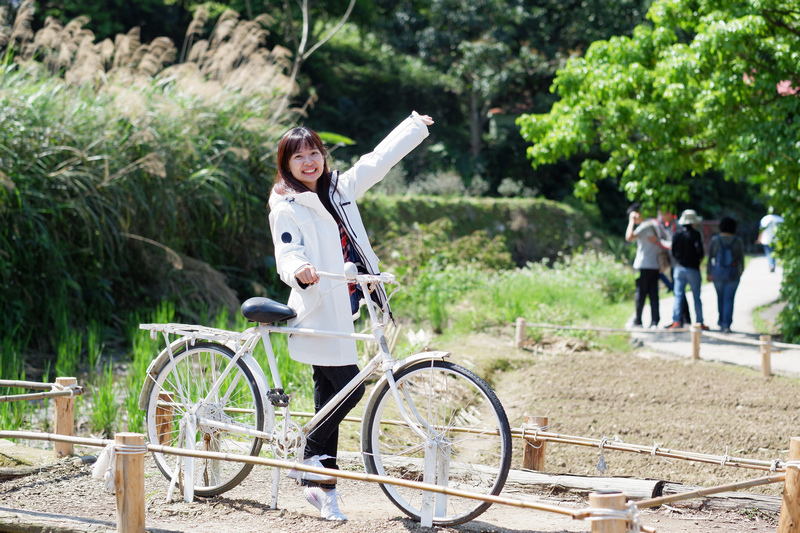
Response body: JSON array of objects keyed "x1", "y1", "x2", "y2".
[
  {"x1": 36, "y1": 0, "x2": 189, "y2": 43},
  {"x1": 373, "y1": 0, "x2": 651, "y2": 182},
  {"x1": 518, "y1": 0, "x2": 800, "y2": 340}
]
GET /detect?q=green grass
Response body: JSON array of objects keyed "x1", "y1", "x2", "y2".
[
  {"x1": 393, "y1": 250, "x2": 636, "y2": 354},
  {"x1": 90, "y1": 363, "x2": 119, "y2": 437}
]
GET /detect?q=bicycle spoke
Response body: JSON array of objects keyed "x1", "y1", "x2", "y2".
[
  {"x1": 363, "y1": 360, "x2": 511, "y2": 526},
  {"x1": 145, "y1": 342, "x2": 266, "y2": 497}
]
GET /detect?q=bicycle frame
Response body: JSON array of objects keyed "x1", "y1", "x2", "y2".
[{"x1": 138, "y1": 266, "x2": 452, "y2": 508}]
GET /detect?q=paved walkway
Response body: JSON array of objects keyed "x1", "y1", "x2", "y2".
[{"x1": 630, "y1": 255, "x2": 800, "y2": 378}]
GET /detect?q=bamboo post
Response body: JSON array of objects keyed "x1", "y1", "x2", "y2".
[
  {"x1": 779, "y1": 437, "x2": 800, "y2": 533},
  {"x1": 523, "y1": 416, "x2": 548, "y2": 471},
  {"x1": 515, "y1": 318, "x2": 526, "y2": 348},
  {"x1": 760, "y1": 335, "x2": 772, "y2": 378},
  {"x1": 155, "y1": 392, "x2": 174, "y2": 445},
  {"x1": 115, "y1": 433, "x2": 146, "y2": 533},
  {"x1": 589, "y1": 491, "x2": 627, "y2": 533},
  {"x1": 690, "y1": 324, "x2": 701, "y2": 361},
  {"x1": 53, "y1": 377, "x2": 77, "y2": 458}
]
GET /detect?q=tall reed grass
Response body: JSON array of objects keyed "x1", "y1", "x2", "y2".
[{"x1": 0, "y1": 4, "x2": 298, "y2": 365}]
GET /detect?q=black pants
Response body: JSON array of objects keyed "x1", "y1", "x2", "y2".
[
  {"x1": 634, "y1": 268, "x2": 660, "y2": 325},
  {"x1": 305, "y1": 364, "x2": 365, "y2": 469}
]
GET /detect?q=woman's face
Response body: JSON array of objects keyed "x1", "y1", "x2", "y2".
[{"x1": 288, "y1": 142, "x2": 324, "y2": 192}]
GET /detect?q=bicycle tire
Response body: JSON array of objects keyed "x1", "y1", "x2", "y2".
[
  {"x1": 361, "y1": 359, "x2": 512, "y2": 525},
  {"x1": 144, "y1": 341, "x2": 265, "y2": 497}
]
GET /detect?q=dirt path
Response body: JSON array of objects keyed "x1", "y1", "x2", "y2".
[
  {"x1": 1, "y1": 328, "x2": 793, "y2": 532},
  {"x1": 0, "y1": 443, "x2": 778, "y2": 533}
]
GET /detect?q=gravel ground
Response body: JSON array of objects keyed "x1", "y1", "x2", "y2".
[{"x1": 1, "y1": 330, "x2": 794, "y2": 532}]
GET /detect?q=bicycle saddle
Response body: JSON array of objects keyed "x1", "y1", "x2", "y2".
[{"x1": 240, "y1": 297, "x2": 297, "y2": 323}]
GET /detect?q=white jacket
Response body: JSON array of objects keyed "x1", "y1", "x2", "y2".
[{"x1": 268, "y1": 112, "x2": 430, "y2": 366}]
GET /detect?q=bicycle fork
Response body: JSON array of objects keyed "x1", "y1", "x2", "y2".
[{"x1": 382, "y1": 362, "x2": 452, "y2": 526}]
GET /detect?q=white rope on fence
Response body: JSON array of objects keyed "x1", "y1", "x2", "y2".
[
  {"x1": 584, "y1": 502, "x2": 642, "y2": 533},
  {"x1": 91, "y1": 442, "x2": 150, "y2": 493}
]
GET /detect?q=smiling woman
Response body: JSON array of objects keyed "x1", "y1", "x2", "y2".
[{"x1": 267, "y1": 111, "x2": 433, "y2": 521}]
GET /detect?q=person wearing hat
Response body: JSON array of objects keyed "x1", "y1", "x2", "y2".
[{"x1": 669, "y1": 209, "x2": 708, "y2": 330}]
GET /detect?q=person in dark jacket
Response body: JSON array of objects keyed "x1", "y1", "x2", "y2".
[
  {"x1": 707, "y1": 216, "x2": 745, "y2": 333},
  {"x1": 669, "y1": 209, "x2": 708, "y2": 330}
]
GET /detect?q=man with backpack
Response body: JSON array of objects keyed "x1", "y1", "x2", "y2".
[
  {"x1": 669, "y1": 209, "x2": 708, "y2": 330},
  {"x1": 707, "y1": 217, "x2": 745, "y2": 333}
]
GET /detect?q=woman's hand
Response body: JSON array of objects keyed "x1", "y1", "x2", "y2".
[
  {"x1": 414, "y1": 112, "x2": 434, "y2": 126},
  {"x1": 295, "y1": 263, "x2": 319, "y2": 286}
]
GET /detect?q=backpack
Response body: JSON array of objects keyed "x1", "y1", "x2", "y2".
[{"x1": 711, "y1": 236, "x2": 737, "y2": 281}]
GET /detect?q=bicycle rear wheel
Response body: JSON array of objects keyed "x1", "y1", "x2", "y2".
[
  {"x1": 362, "y1": 359, "x2": 511, "y2": 526},
  {"x1": 144, "y1": 342, "x2": 265, "y2": 497}
]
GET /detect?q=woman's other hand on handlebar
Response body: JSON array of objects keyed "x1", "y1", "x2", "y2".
[{"x1": 295, "y1": 264, "x2": 319, "y2": 286}]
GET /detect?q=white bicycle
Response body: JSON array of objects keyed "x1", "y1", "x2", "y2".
[{"x1": 138, "y1": 263, "x2": 512, "y2": 526}]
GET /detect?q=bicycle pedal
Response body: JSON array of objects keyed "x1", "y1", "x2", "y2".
[{"x1": 267, "y1": 388, "x2": 290, "y2": 407}]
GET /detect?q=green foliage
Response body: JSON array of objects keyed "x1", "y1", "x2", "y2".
[
  {"x1": 448, "y1": 251, "x2": 634, "y2": 334},
  {"x1": 384, "y1": 218, "x2": 514, "y2": 278},
  {"x1": 37, "y1": 0, "x2": 187, "y2": 43},
  {"x1": 55, "y1": 329, "x2": 82, "y2": 379},
  {"x1": 0, "y1": 10, "x2": 295, "y2": 356},
  {"x1": 0, "y1": 337, "x2": 29, "y2": 432},
  {"x1": 366, "y1": 0, "x2": 651, "y2": 180},
  {"x1": 86, "y1": 320, "x2": 104, "y2": 376},
  {"x1": 518, "y1": 0, "x2": 800, "y2": 341},
  {"x1": 362, "y1": 194, "x2": 606, "y2": 268},
  {"x1": 90, "y1": 363, "x2": 119, "y2": 437}
]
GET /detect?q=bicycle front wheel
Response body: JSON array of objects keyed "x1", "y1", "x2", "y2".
[
  {"x1": 144, "y1": 341, "x2": 265, "y2": 497},
  {"x1": 362, "y1": 360, "x2": 512, "y2": 526}
]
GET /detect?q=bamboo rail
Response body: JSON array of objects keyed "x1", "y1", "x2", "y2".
[
  {"x1": 513, "y1": 428, "x2": 786, "y2": 472},
  {"x1": 636, "y1": 473, "x2": 787, "y2": 509},
  {"x1": 163, "y1": 404, "x2": 786, "y2": 473},
  {"x1": 0, "y1": 379, "x2": 84, "y2": 403},
  {"x1": 0, "y1": 429, "x2": 654, "y2": 532},
  {"x1": 5, "y1": 427, "x2": 798, "y2": 532}
]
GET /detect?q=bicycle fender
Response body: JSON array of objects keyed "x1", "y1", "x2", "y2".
[{"x1": 363, "y1": 350, "x2": 451, "y2": 407}]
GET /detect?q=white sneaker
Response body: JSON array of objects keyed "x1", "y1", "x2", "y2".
[
  {"x1": 304, "y1": 486, "x2": 347, "y2": 521},
  {"x1": 287, "y1": 455, "x2": 336, "y2": 483}
]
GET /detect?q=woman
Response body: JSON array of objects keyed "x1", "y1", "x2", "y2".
[
  {"x1": 268, "y1": 111, "x2": 433, "y2": 521},
  {"x1": 707, "y1": 216, "x2": 745, "y2": 333}
]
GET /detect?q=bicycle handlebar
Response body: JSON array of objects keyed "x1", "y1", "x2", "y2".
[{"x1": 316, "y1": 262, "x2": 396, "y2": 285}]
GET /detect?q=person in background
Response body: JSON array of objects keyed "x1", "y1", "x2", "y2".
[
  {"x1": 707, "y1": 216, "x2": 745, "y2": 333},
  {"x1": 757, "y1": 212, "x2": 784, "y2": 272},
  {"x1": 669, "y1": 209, "x2": 708, "y2": 330},
  {"x1": 625, "y1": 202, "x2": 661, "y2": 328},
  {"x1": 657, "y1": 208, "x2": 692, "y2": 326}
]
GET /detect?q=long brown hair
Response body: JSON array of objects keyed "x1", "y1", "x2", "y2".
[{"x1": 274, "y1": 126, "x2": 339, "y2": 221}]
